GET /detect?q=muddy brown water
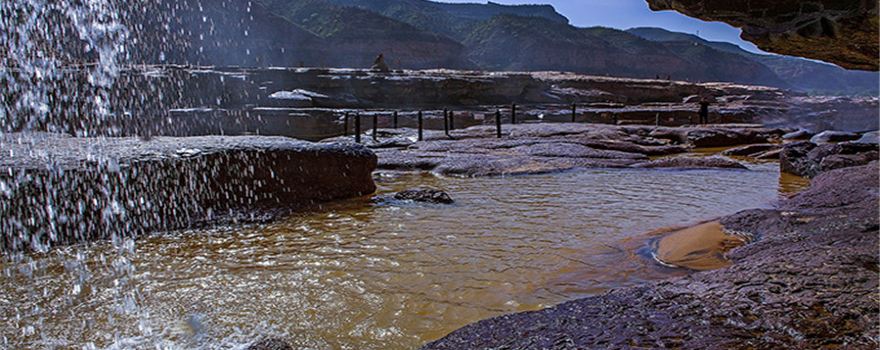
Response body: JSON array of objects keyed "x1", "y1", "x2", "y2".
[{"x1": 0, "y1": 162, "x2": 809, "y2": 349}]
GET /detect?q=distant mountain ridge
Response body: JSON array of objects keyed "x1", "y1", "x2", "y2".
[
  {"x1": 627, "y1": 27, "x2": 879, "y2": 96},
  {"x1": 462, "y1": 15, "x2": 787, "y2": 87},
  {"x1": 137, "y1": 0, "x2": 876, "y2": 96}
]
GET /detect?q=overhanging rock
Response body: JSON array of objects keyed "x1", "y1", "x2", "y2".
[{"x1": 647, "y1": 0, "x2": 879, "y2": 70}]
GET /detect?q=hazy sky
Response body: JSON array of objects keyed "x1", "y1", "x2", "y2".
[{"x1": 440, "y1": 0, "x2": 764, "y2": 53}]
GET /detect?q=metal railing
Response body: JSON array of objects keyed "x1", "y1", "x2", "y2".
[{"x1": 342, "y1": 103, "x2": 585, "y2": 143}]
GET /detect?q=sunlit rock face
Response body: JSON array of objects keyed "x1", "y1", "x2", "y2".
[{"x1": 646, "y1": 0, "x2": 879, "y2": 71}]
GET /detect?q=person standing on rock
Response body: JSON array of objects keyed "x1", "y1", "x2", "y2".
[
  {"x1": 699, "y1": 100, "x2": 710, "y2": 125},
  {"x1": 698, "y1": 92, "x2": 717, "y2": 125},
  {"x1": 371, "y1": 53, "x2": 390, "y2": 73}
]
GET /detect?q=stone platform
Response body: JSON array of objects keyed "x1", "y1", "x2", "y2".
[{"x1": 0, "y1": 133, "x2": 377, "y2": 251}]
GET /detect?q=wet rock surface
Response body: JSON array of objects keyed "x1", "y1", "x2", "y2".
[
  {"x1": 0, "y1": 133, "x2": 377, "y2": 251},
  {"x1": 393, "y1": 187, "x2": 455, "y2": 204},
  {"x1": 424, "y1": 161, "x2": 879, "y2": 349},
  {"x1": 781, "y1": 141, "x2": 879, "y2": 178},
  {"x1": 359, "y1": 123, "x2": 779, "y2": 176},
  {"x1": 633, "y1": 156, "x2": 748, "y2": 170},
  {"x1": 247, "y1": 338, "x2": 293, "y2": 350}
]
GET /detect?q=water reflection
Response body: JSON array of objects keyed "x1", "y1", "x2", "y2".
[{"x1": 1, "y1": 163, "x2": 808, "y2": 349}]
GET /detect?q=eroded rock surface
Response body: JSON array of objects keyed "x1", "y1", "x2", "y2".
[
  {"x1": 361, "y1": 123, "x2": 779, "y2": 176},
  {"x1": 247, "y1": 338, "x2": 293, "y2": 350},
  {"x1": 647, "y1": 0, "x2": 880, "y2": 70},
  {"x1": 633, "y1": 156, "x2": 748, "y2": 170},
  {"x1": 393, "y1": 187, "x2": 455, "y2": 204},
  {"x1": 780, "y1": 141, "x2": 879, "y2": 178},
  {"x1": 0, "y1": 133, "x2": 377, "y2": 251},
  {"x1": 424, "y1": 161, "x2": 879, "y2": 349}
]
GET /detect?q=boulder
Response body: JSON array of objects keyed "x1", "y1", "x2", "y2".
[
  {"x1": 781, "y1": 141, "x2": 879, "y2": 178},
  {"x1": 633, "y1": 156, "x2": 748, "y2": 170},
  {"x1": 247, "y1": 338, "x2": 293, "y2": 350},
  {"x1": 393, "y1": 187, "x2": 454, "y2": 204},
  {"x1": 780, "y1": 141, "x2": 819, "y2": 177},
  {"x1": 0, "y1": 133, "x2": 377, "y2": 251},
  {"x1": 810, "y1": 130, "x2": 861, "y2": 144}
]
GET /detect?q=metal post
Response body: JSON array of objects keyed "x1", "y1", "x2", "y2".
[
  {"x1": 373, "y1": 113, "x2": 379, "y2": 142},
  {"x1": 417, "y1": 111, "x2": 423, "y2": 141},
  {"x1": 343, "y1": 112, "x2": 349, "y2": 136},
  {"x1": 571, "y1": 103, "x2": 577, "y2": 122},
  {"x1": 355, "y1": 112, "x2": 361, "y2": 143},
  {"x1": 495, "y1": 109, "x2": 502, "y2": 139},
  {"x1": 443, "y1": 109, "x2": 449, "y2": 137},
  {"x1": 655, "y1": 113, "x2": 660, "y2": 127},
  {"x1": 511, "y1": 104, "x2": 517, "y2": 125},
  {"x1": 393, "y1": 111, "x2": 398, "y2": 129},
  {"x1": 449, "y1": 110, "x2": 455, "y2": 130}
]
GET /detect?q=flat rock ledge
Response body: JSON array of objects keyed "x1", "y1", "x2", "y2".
[
  {"x1": 633, "y1": 156, "x2": 748, "y2": 170},
  {"x1": 361, "y1": 123, "x2": 776, "y2": 176},
  {"x1": 0, "y1": 133, "x2": 377, "y2": 251},
  {"x1": 423, "y1": 161, "x2": 879, "y2": 349}
]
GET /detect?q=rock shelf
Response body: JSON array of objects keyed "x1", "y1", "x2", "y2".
[{"x1": 0, "y1": 133, "x2": 377, "y2": 251}]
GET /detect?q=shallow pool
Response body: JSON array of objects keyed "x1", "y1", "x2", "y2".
[{"x1": 0, "y1": 162, "x2": 809, "y2": 349}]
